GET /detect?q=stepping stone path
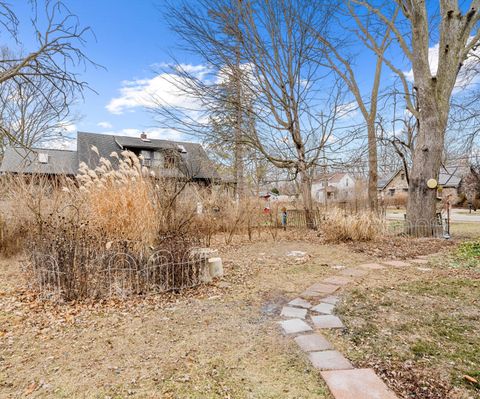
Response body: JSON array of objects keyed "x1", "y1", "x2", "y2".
[
  {"x1": 276, "y1": 254, "x2": 434, "y2": 398},
  {"x1": 321, "y1": 369, "x2": 398, "y2": 399},
  {"x1": 322, "y1": 276, "x2": 352, "y2": 286},
  {"x1": 311, "y1": 302, "x2": 335, "y2": 314},
  {"x1": 410, "y1": 258, "x2": 429, "y2": 264},
  {"x1": 320, "y1": 295, "x2": 340, "y2": 305},
  {"x1": 382, "y1": 260, "x2": 411, "y2": 267},
  {"x1": 309, "y1": 350, "x2": 353, "y2": 370},
  {"x1": 358, "y1": 262, "x2": 385, "y2": 270},
  {"x1": 281, "y1": 306, "x2": 307, "y2": 319},
  {"x1": 279, "y1": 318, "x2": 312, "y2": 334},
  {"x1": 288, "y1": 297, "x2": 312, "y2": 309},
  {"x1": 311, "y1": 315, "x2": 344, "y2": 329},
  {"x1": 294, "y1": 334, "x2": 333, "y2": 351},
  {"x1": 339, "y1": 268, "x2": 368, "y2": 277}
]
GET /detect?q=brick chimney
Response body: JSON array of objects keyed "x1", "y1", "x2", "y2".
[{"x1": 140, "y1": 132, "x2": 147, "y2": 140}]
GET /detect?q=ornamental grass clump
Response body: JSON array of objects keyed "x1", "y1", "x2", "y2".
[
  {"x1": 76, "y1": 150, "x2": 158, "y2": 248},
  {"x1": 9, "y1": 149, "x2": 208, "y2": 301},
  {"x1": 322, "y1": 208, "x2": 384, "y2": 242}
]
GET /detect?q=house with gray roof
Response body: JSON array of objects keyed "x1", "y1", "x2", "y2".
[
  {"x1": 0, "y1": 131, "x2": 220, "y2": 183},
  {"x1": 378, "y1": 165, "x2": 468, "y2": 204}
]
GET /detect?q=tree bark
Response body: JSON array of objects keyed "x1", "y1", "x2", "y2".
[
  {"x1": 406, "y1": 86, "x2": 447, "y2": 236},
  {"x1": 367, "y1": 121, "x2": 379, "y2": 212},
  {"x1": 299, "y1": 162, "x2": 315, "y2": 229}
]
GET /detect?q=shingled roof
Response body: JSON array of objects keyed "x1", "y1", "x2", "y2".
[
  {"x1": 0, "y1": 147, "x2": 78, "y2": 175},
  {"x1": 1, "y1": 132, "x2": 220, "y2": 181},
  {"x1": 378, "y1": 165, "x2": 466, "y2": 190}
]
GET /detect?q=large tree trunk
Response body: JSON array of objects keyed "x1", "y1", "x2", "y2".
[
  {"x1": 299, "y1": 165, "x2": 315, "y2": 229},
  {"x1": 406, "y1": 88, "x2": 447, "y2": 236},
  {"x1": 234, "y1": 137, "x2": 245, "y2": 200},
  {"x1": 367, "y1": 121, "x2": 379, "y2": 212}
]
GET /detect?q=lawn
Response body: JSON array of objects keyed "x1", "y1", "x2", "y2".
[
  {"x1": 451, "y1": 222, "x2": 480, "y2": 239},
  {"x1": 325, "y1": 249, "x2": 480, "y2": 399},
  {"x1": 1, "y1": 237, "x2": 364, "y2": 399},
  {"x1": 0, "y1": 232, "x2": 477, "y2": 398}
]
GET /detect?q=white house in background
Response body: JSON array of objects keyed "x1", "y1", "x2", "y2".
[{"x1": 311, "y1": 172, "x2": 355, "y2": 202}]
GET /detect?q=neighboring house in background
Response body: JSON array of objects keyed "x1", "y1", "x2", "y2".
[
  {"x1": 311, "y1": 172, "x2": 355, "y2": 202},
  {"x1": 378, "y1": 165, "x2": 468, "y2": 204},
  {"x1": 0, "y1": 132, "x2": 220, "y2": 184},
  {"x1": 377, "y1": 170, "x2": 409, "y2": 198}
]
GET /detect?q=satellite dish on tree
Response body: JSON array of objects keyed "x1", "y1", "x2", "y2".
[{"x1": 427, "y1": 178, "x2": 438, "y2": 189}]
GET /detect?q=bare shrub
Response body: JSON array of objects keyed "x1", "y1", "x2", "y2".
[
  {"x1": 321, "y1": 208, "x2": 384, "y2": 242},
  {"x1": 4, "y1": 150, "x2": 211, "y2": 301},
  {"x1": 384, "y1": 192, "x2": 408, "y2": 209}
]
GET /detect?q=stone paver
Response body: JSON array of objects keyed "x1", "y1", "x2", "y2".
[
  {"x1": 321, "y1": 295, "x2": 340, "y2": 305},
  {"x1": 383, "y1": 260, "x2": 411, "y2": 267},
  {"x1": 410, "y1": 258, "x2": 429, "y2": 264},
  {"x1": 311, "y1": 302, "x2": 335, "y2": 314},
  {"x1": 300, "y1": 290, "x2": 324, "y2": 299},
  {"x1": 339, "y1": 268, "x2": 368, "y2": 277},
  {"x1": 294, "y1": 333, "x2": 333, "y2": 352},
  {"x1": 288, "y1": 297, "x2": 312, "y2": 309},
  {"x1": 311, "y1": 315, "x2": 344, "y2": 329},
  {"x1": 321, "y1": 368, "x2": 398, "y2": 399},
  {"x1": 322, "y1": 276, "x2": 352, "y2": 286},
  {"x1": 281, "y1": 306, "x2": 307, "y2": 319},
  {"x1": 279, "y1": 318, "x2": 313, "y2": 334},
  {"x1": 417, "y1": 267, "x2": 432, "y2": 272},
  {"x1": 358, "y1": 262, "x2": 385, "y2": 270},
  {"x1": 306, "y1": 282, "x2": 340, "y2": 294},
  {"x1": 308, "y1": 350, "x2": 353, "y2": 370}
]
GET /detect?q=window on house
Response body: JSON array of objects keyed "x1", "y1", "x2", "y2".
[
  {"x1": 345, "y1": 179, "x2": 348, "y2": 187},
  {"x1": 401, "y1": 173, "x2": 405, "y2": 180},
  {"x1": 38, "y1": 153, "x2": 48, "y2": 163},
  {"x1": 389, "y1": 189, "x2": 395, "y2": 196},
  {"x1": 403, "y1": 188, "x2": 408, "y2": 192},
  {"x1": 141, "y1": 150, "x2": 152, "y2": 167}
]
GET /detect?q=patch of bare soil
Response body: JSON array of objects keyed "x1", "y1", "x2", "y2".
[{"x1": 0, "y1": 238, "x2": 371, "y2": 399}]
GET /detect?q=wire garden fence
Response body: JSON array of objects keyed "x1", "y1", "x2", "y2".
[
  {"x1": 278, "y1": 209, "x2": 449, "y2": 238},
  {"x1": 28, "y1": 247, "x2": 212, "y2": 301}
]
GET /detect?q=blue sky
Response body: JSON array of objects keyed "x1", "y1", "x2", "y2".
[
  {"x1": 8, "y1": 1, "x2": 477, "y2": 152},
  {"x1": 10, "y1": 1, "x2": 200, "y2": 147},
  {"x1": 9, "y1": 0, "x2": 401, "y2": 149}
]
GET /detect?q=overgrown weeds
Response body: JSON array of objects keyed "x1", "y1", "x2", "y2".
[
  {"x1": 321, "y1": 208, "x2": 384, "y2": 242},
  {"x1": 0, "y1": 149, "x2": 271, "y2": 300}
]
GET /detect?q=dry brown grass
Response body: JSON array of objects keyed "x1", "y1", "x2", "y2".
[
  {"x1": 321, "y1": 208, "x2": 384, "y2": 242},
  {"x1": 0, "y1": 150, "x2": 277, "y2": 300},
  {"x1": 0, "y1": 239, "x2": 369, "y2": 398}
]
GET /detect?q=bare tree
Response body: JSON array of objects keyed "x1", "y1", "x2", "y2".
[
  {"x1": 0, "y1": 1, "x2": 95, "y2": 147},
  {"x1": 311, "y1": 5, "x2": 397, "y2": 212},
  {"x1": 350, "y1": 0, "x2": 480, "y2": 235},
  {"x1": 155, "y1": 0, "x2": 354, "y2": 228},
  {"x1": 0, "y1": 73, "x2": 77, "y2": 156}
]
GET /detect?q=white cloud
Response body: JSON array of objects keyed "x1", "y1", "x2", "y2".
[
  {"x1": 404, "y1": 37, "x2": 480, "y2": 89},
  {"x1": 97, "y1": 121, "x2": 113, "y2": 129},
  {"x1": 106, "y1": 64, "x2": 209, "y2": 115},
  {"x1": 337, "y1": 101, "x2": 359, "y2": 120},
  {"x1": 42, "y1": 136, "x2": 76, "y2": 151},
  {"x1": 58, "y1": 122, "x2": 77, "y2": 133}
]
